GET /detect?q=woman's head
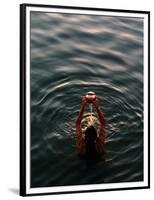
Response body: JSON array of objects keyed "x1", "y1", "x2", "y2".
[
  {"x1": 84, "y1": 125, "x2": 99, "y2": 165},
  {"x1": 84, "y1": 125, "x2": 97, "y2": 142}
]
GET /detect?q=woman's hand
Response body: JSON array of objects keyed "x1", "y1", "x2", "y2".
[
  {"x1": 93, "y1": 97, "x2": 100, "y2": 108},
  {"x1": 82, "y1": 96, "x2": 87, "y2": 105}
]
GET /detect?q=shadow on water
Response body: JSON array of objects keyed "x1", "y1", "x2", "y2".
[
  {"x1": 85, "y1": 153, "x2": 106, "y2": 168},
  {"x1": 79, "y1": 142, "x2": 106, "y2": 168}
]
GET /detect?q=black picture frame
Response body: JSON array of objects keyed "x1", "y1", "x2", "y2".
[{"x1": 20, "y1": 3, "x2": 150, "y2": 196}]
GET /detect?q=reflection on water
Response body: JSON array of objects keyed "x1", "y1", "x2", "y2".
[{"x1": 30, "y1": 11, "x2": 143, "y2": 187}]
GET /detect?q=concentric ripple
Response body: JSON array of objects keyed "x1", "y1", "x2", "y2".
[{"x1": 30, "y1": 11, "x2": 143, "y2": 187}]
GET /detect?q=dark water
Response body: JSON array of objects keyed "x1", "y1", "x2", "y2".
[{"x1": 30, "y1": 11, "x2": 143, "y2": 187}]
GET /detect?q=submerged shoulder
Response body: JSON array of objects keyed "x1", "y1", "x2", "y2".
[
  {"x1": 95, "y1": 138, "x2": 104, "y2": 154},
  {"x1": 76, "y1": 139, "x2": 86, "y2": 157}
]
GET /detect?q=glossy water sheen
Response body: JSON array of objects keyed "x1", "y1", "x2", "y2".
[{"x1": 30, "y1": 11, "x2": 143, "y2": 187}]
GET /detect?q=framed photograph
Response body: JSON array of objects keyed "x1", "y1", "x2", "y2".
[{"x1": 20, "y1": 3, "x2": 150, "y2": 196}]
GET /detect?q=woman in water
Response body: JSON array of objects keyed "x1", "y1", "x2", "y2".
[{"x1": 76, "y1": 94, "x2": 105, "y2": 163}]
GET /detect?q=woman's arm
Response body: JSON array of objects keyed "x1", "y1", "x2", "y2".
[
  {"x1": 76, "y1": 96, "x2": 87, "y2": 135},
  {"x1": 93, "y1": 98, "x2": 105, "y2": 143},
  {"x1": 76, "y1": 96, "x2": 87, "y2": 154}
]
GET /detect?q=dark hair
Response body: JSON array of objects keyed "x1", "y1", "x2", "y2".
[
  {"x1": 84, "y1": 125, "x2": 97, "y2": 143},
  {"x1": 84, "y1": 125, "x2": 99, "y2": 165}
]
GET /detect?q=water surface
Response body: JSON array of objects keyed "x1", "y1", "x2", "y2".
[{"x1": 30, "y1": 11, "x2": 143, "y2": 187}]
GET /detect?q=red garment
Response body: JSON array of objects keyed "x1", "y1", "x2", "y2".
[{"x1": 76, "y1": 103, "x2": 105, "y2": 156}]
